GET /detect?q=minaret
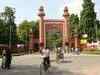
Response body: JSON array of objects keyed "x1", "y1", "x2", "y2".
[
  {"x1": 38, "y1": 6, "x2": 45, "y2": 48},
  {"x1": 63, "y1": 6, "x2": 70, "y2": 46}
]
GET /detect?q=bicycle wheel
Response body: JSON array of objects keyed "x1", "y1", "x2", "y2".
[{"x1": 40, "y1": 63, "x2": 45, "y2": 75}]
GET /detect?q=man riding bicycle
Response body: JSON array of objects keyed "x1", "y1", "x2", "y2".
[
  {"x1": 40, "y1": 47, "x2": 50, "y2": 70},
  {"x1": 56, "y1": 47, "x2": 64, "y2": 62}
]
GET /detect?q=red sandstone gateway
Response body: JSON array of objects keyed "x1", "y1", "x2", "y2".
[{"x1": 28, "y1": 6, "x2": 80, "y2": 51}]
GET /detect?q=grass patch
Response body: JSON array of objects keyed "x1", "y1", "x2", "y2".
[{"x1": 82, "y1": 48, "x2": 100, "y2": 54}]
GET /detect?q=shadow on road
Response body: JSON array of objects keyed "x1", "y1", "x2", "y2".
[
  {"x1": 0, "y1": 64, "x2": 84, "y2": 75},
  {"x1": 49, "y1": 66, "x2": 84, "y2": 75},
  {"x1": 60, "y1": 60, "x2": 72, "y2": 63},
  {"x1": 51, "y1": 59, "x2": 72, "y2": 63}
]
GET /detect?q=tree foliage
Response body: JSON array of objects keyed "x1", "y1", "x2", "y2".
[
  {"x1": 32, "y1": 21, "x2": 39, "y2": 38},
  {"x1": 69, "y1": 14, "x2": 79, "y2": 36},
  {"x1": 46, "y1": 29, "x2": 62, "y2": 48},
  {"x1": 95, "y1": 20, "x2": 100, "y2": 40},
  {"x1": 0, "y1": 6, "x2": 17, "y2": 44},
  {"x1": 80, "y1": 0, "x2": 96, "y2": 41},
  {"x1": 17, "y1": 20, "x2": 36, "y2": 43}
]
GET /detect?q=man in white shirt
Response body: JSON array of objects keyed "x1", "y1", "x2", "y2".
[{"x1": 41, "y1": 47, "x2": 50, "y2": 67}]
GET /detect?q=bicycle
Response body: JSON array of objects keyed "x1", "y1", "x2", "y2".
[
  {"x1": 56, "y1": 49, "x2": 64, "y2": 63},
  {"x1": 40, "y1": 61, "x2": 50, "y2": 75}
]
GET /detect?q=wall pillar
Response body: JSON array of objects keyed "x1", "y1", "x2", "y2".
[
  {"x1": 38, "y1": 6, "x2": 45, "y2": 48},
  {"x1": 63, "y1": 6, "x2": 70, "y2": 47}
]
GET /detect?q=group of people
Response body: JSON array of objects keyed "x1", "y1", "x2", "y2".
[
  {"x1": 40, "y1": 46, "x2": 65, "y2": 68},
  {"x1": 1, "y1": 46, "x2": 65, "y2": 71},
  {"x1": 70, "y1": 47, "x2": 80, "y2": 54},
  {"x1": 0, "y1": 44, "x2": 80, "y2": 70},
  {"x1": 40, "y1": 46, "x2": 80, "y2": 67}
]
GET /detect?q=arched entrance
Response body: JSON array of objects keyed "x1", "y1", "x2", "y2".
[
  {"x1": 46, "y1": 22, "x2": 63, "y2": 48},
  {"x1": 38, "y1": 6, "x2": 70, "y2": 48}
]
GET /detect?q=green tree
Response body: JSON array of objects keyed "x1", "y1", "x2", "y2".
[
  {"x1": 0, "y1": 19, "x2": 5, "y2": 43},
  {"x1": 80, "y1": 0, "x2": 96, "y2": 41},
  {"x1": 69, "y1": 14, "x2": 79, "y2": 36},
  {"x1": 32, "y1": 21, "x2": 39, "y2": 39},
  {"x1": 0, "y1": 6, "x2": 17, "y2": 45},
  {"x1": 18, "y1": 20, "x2": 35, "y2": 44},
  {"x1": 46, "y1": 29, "x2": 62, "y2": 48},
  {"x1": 95, "y1": 20, "x2": 100, "y2": 40}
]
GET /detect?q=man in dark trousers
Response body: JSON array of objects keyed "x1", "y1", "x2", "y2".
[
  {"x1": 5, "y1": 48, "x2": 12, "y2": 69},
  {"x1": 1, "y1": 49, "x2": 6, "y2": 69}
]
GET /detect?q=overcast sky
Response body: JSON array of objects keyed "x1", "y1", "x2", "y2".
[{"x1": 0, "y1": 0, "x2": 100, "y2": 25}]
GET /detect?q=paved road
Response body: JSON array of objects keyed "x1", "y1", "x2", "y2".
[{"x1": 0, "y1": 53, "x2": 100, "y2": 75}]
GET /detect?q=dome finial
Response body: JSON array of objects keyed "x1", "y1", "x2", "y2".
[
  {"x1": 38, "y1": 6, "x2": 45, "y2": 17},
  {"x1": 63, "y1": 6, "x2": 69, "y2": 17}
]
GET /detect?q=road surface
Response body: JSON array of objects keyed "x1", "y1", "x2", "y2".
[{"x1": 0, "y1": 53, "x2": 100, "y2": 75}]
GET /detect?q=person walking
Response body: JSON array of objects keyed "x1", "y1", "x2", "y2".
[
  {"x1": 41, "y1": 47, "x2": 50, "y2": 69},
  {"x1": 5, "y1": 48, "x2": 12, "y2": 69},
  {"x1": 1, "y1": 49, "x2": 6, "y2": 69}
]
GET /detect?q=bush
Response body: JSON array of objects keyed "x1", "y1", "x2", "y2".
[{"x1": 82, "y1": 48, "x2": 100, "y2": 54}]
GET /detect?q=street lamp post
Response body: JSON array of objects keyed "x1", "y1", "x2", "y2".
[
  {"x1": 5, "y1": 21, "x2": 12, "y2": 69},
  {"x1": 9, "y1": 24, "x2": 12, "y2": 51}
]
